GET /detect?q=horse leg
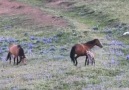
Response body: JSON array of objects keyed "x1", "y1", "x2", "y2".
[
  {"x1": 75, "y1": 56, "x2": 79, "y2": 66},
  {"x1": 72, "y1": 56, "x2": 75, "y2": 65},
  {"x1": 85, "y1": 55, "x2": 88, "y2": 66},
  {"x1": 6, "y1": 52, "x2": 11, "y2": 64},
  {"x1": 14, "y1": 57, "x2": 16, "y2": 65},
  {"x1": 16, "y1": 56, "x2": 19, "y2": 65},
  {"x1": 9, "y1": 55, "x2": 11, "y2": 64},
  {"x1": 87, "y1": 56, "x2": 90, "y2": 65},
  {"x1": 6, "y1": 52, "x2": 10, "y2": 61},
  {"x1": 71, "y1": 56, "x2": 76, "y2": 66}
]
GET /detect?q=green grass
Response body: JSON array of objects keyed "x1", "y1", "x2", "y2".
[{"x1": 0, "y1": 0, "x2": 129, "y2": 89}]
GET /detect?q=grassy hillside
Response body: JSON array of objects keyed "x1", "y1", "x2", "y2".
[{"x1": 0, "y1": 0, "x2": 129, "y2": 90}]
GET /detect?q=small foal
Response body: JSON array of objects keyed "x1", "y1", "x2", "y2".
[{"x1": 86, "y1": 51, "x2": 95, "y2": 65}]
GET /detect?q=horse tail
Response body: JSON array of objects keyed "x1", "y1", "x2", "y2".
[
  {"x1": 70, "y1": 46, "x2": 76, "y2": 63},
  {"x1": 6, "y1": 52, "x2": 11, "y2": 61}
]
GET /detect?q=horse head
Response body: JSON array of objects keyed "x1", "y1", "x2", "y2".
[
  {"x1": 18, "y1": 46, "x2": 27, "y2": 65},
  {"x1": 94, "y1": 39, "x2": 103, "y2": 48}
]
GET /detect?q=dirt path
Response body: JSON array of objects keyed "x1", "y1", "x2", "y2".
[{"x1": 0, "y1": 0, "x2": 68, "y2": 27}]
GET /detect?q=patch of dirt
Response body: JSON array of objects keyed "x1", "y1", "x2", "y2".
[
  {"x1": 83, "y1": 0, "x2": 96, "y2": 2},
  {"x1": 46, "y1": 0, "x2": 60, "y2": 2},
  {"x1": 0, "y1": 0, "x2": 68, "y2": 27},
  {"x1": 46, "y1": 0, "x2": 75, "y2": 9}
]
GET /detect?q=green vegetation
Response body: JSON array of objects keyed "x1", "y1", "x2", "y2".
[{"x1": 0, "y1": 0, "x2": 129, "y2": 89}]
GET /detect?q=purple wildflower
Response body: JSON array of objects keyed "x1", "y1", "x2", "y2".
[
  {"x1": 126, "y1": 55, "x2": 129, "y2": 60},
  {"x1": 27, "y1": 49, "x2": 32, "y2": 54},
  {"x1": 28, "y1": 43, "x2": 33, "y2": 49},
  {"x1": 52, "y1": 36, "x2": 58, "y2": 42},
  {"x1": 30, "y1": 36, "x2": 35, "y2": 40},
  {"x1": 0, "y1": 48, "x2": 2, "y2": 54},
  {"x1": 7, "y1": 38, "x2": 16, "y2": 43},
  {"x1": 0, "y1": 37, "x2": 5, "y2": 42},
  {"x1": 42, "y1": 38, "x2": 52, "y2": 44},
  {"x1": 4, "y1": 25, "x2": 12, "y2": 30}
]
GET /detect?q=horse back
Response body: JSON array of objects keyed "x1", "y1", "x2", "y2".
[
  {"x1": 74, "y1": 44, "x2": 89, "y2": 56},
  {"x1": 9, "y1": 44, "x2": 19, "y2": 56}
]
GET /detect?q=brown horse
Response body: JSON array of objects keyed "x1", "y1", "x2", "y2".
[
  {"x1": 70, "y1": 39, "x2": 103, "y2": 66},
  {"x1": 6, "y1": 44, "x2": 26, "y2": 65},
  {"x1": 86, "y1": 50, "x2": 95, "y2": 65}
]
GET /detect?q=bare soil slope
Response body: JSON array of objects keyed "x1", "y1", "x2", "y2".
[{"x1": 0, "y1": 0, "x2": 68, "y2": 27}]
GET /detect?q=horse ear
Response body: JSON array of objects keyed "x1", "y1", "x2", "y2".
[
  {"x1": 17, "y1": 45, "x2": 21, "y2": 48},
  {"x1": 94, "y1": 39, "x2": 100, "y2": 42}
]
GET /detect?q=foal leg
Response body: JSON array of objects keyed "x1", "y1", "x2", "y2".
[
  {"x1": 16, "y1": 56, "x2": 19, "y2": 65},
  {"x1": 93, "y1": 58, "x2": 95, "y2": 65},
  {"x1": 91, "y1": 59, "x2": 93, "y2": 65},
  {"x1": 85, "y1": 56, "x2": 87, "y2": 66}
]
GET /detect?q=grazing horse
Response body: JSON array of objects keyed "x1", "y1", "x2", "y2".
[
  {"x1": 86, "y1": 51, "x2": 95, "y2": 65},
  {"x1": 6, "y1": 44, "x2": 26, "y2": 65},
  {"x1": 70, "y1": 39, "x2": 103, "y2": 66}
]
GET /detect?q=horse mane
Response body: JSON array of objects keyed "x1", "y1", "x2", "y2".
[{"x1": 85, "y1": 39, "x2": 96, "y2": 45}]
